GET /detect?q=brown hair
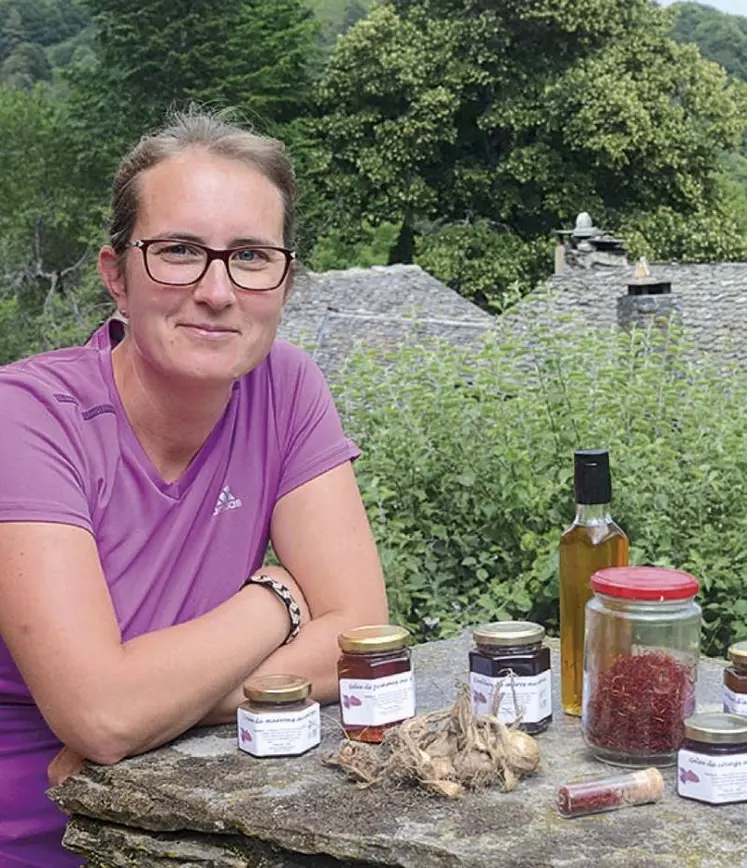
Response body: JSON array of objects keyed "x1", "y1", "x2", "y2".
[{"x1": 109, "y1": 108, "x2": 297, "y2": 254}]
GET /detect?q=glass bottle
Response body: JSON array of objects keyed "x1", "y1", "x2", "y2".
[
  {"x1": 723, "y1": 640, "x2": 747, "y2": 716},
  {"x1": 468, "y1": 621, "x2": 552, "y2": 734},
  {"x1": 559, "y1": 448, "x2": 629, "y2": 716},
  {"x1": 337, "y1": 624, "x2": 415, "y2": 743},
  {"x1": 237, "y1": 674, "x2": 320, "y2": 758},
  {"x1": 582, "y1": 566, "x2": 701, "y2": 768}
]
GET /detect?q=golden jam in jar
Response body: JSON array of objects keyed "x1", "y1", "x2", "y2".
[
  {"x1": 237, "y1": 674, "x2": 320, "y2": 758},
  {"x1": 723, "y1": 640, "x2": 747, "y2": 717},
  {"x1": 337, "y1": 625, "x2": 415, "y2": 743}
]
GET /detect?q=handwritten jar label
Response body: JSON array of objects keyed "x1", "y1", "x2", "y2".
[
  {"x1": 339, "y1": 671, "x2": 415, "y2": 727},
  {"x1": 678, "y1": 748, "x2": 747, "y2": 804},
  {"x1": 237, "y1": 702, "x2": 320, "y2": 757},
  {"x1": 723, "y1": 686, "x2": 747, "y2": 716},
  {"x1": 469, "y1": 670, "x2": 552, "y2": 724}
]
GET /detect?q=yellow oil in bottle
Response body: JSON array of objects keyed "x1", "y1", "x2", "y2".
[
  {"x1": 559, "y1": 520, "x2": 629, "y2": 716},
  {"x1": 560, "y1": 449, "x2": 628, "y2": 717}
]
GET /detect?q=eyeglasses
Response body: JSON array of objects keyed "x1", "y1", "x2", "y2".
[{"x1": 126, "y1": 239, "x2": 295, "y2": 291}]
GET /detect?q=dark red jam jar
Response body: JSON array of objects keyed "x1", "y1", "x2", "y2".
[{"x1": 468, "y1": 621, "x2": 552, "y2": 735}]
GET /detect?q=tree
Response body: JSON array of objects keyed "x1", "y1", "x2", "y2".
[
  {"x1": 65, "y1": 0, "x2": 320, "y2": 202},
  {"x1": 313, "y1": 0, "x2": 747, "y2": 291},
  {"x1": 669, "y1": 1, "x2": 747, "y2": 82}
]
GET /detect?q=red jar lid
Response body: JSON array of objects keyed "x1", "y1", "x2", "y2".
[{"x1": 591, "y1": 566, "x2": 699, "y2": 601}]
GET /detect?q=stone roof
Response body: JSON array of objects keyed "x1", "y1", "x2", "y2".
[
  {"x1": 277, "y1": 264, "x2": 494, "y2": 380},
  {"x1": 528, "y1": 262, "x2": 747, "y2": 368},
  {"x1": 278, "y1": 261, "x2": 747, "y2": 378}
]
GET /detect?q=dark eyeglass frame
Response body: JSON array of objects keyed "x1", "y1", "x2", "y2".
[{"x1": 126, "y1": 239, "x2": 295, "y2": 291}]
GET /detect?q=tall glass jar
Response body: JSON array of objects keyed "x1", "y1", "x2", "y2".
[
  {"x1": 582, "y1": 566, "x2": 701, "y2": 768},
  {"x1": 337, "y1": 625, "x2": 415, "y2": 743}
]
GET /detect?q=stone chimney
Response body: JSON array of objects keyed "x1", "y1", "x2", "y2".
[
  {"x1": 616, "y1": 258, "x2": 682, "y2": 332},
  {"x1": 558, "y1": 213, "x2": 628, "y2": 271}
]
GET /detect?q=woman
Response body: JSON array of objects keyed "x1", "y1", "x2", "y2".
[{"x1": 0, "y1": 110, "x2": 388, "y2": 867}]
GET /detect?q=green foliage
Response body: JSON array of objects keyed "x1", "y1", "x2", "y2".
[
  {"x1": 315, "y1": 0, "x2": 747, "y2": 271},
  {"x1": 414, "y1": 221, "x2": 553, "y2": 312},
  {"x1": 619, "y1": 199, "x2": 747, "y2": 262},
  {"x1": 334, "y1": 308, "x2": 747, "y2": 656},
  {"x1": 669, "y1": 1, "x2": 747, "y2": 82},
  {"x1": 0, "y1": 0, "x2": 89, "y2": 64},
  {"x1": 64, "y1": 0, "x2": 321, "y2": 200},
  {"x1": 308, "y1": 221, "x2": 399, "y2": 271}
]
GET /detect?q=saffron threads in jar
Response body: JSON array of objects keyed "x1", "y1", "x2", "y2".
[
  {"x1": 585, "y1": 651, "x2": 694, "y2": 756},
  {"x1": 557, "y1": 767, "x2": 664, "y2": 818}
]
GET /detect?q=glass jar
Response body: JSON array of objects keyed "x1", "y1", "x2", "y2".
[
  {"x1": 582, "y1": 566, "x2": 701, "y2": 768},
  {"x1": 723, "y1": 640, "x2": 747, "y2": 716},
  {"x1": 237, "y1": 674, "x2": 320, "y2": 757},
  {"x1": 678, "y1": 712, "x2": 747, "y2": 805},
  {"x1": 337, "y1": 624, "x2": 414, "y2": 743},
  {"x1": 468, "y1": 621, "x2": 552, "y2": 734}
]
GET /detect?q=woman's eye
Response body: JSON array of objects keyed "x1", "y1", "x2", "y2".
[{"x1": 153, "y1": 242, "x2": 201, "y2": 258}]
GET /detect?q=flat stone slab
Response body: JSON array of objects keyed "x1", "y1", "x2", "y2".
[{"x1": 52, "y1": 635, "x2": 746, "y2": 868}]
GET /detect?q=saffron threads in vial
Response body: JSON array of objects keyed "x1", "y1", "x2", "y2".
[
  {"x1": 557, "y1": 768, "x2": 664, "y2": 818},
  {"x1": 584, "y1": 651, "x2": 694, "y2": 756}
]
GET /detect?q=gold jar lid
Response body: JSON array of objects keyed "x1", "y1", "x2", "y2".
[
  {"x1": 243, "y1": 674, "x2": 311, "y2": 703},
  {"x1": 727, "y1": 640, "x2": 747, "y2": 668},
  {"x1": 337, "y1": 624, "x2": 410, "y2": 653},
  {"x1": 683, "y1": 712, "x2": 747, "y2": 745},
  {"x1": 473, "y1": 621, "x2": 545, "y2": 647}
]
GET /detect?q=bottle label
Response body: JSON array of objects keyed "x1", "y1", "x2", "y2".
[
  {"x1": 677, "y1": 748, "x2": 747, "y2": 804},
  {"x1": 237, "y1": 702, "x2": 320, "y2": 757},
  {"x1": 339, "y1": 671, "x2": 415, "y2": 726},
  {"x1": 723, "y1": 685, "x2": 747, "y2": 716},
  {"x1": 470, "y1": 669, "x2": 552, "y2": 724}
]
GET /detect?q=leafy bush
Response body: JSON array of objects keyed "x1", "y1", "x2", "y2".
[
  {"x1": 415, "y1": 221, "x2": 553, "y2": 312},
  {"x1": 334, "y1": 305, "x2": 747, "y2": 657}
]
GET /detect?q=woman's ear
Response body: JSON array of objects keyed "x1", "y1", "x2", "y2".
[{"x1": 98, "y1": 246, "x2": 127, "y2": 316}]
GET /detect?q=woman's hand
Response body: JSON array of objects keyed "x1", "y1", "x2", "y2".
[{"x1": 47, "y1": 746, "x2": 85, "y2": 787}]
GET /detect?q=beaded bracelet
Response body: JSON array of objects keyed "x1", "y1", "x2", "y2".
[{"x1": 242, "y1": 574, "x2": 302, "y2": 644}]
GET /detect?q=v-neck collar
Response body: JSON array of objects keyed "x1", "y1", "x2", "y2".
[{"x1": 99, "y1": 329, "x2": 239, "y2": 500}]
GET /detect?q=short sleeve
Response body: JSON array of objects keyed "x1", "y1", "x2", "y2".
[
  {"x1": 271, "y1": 345, "x2": 360, "y2": 500},
  {"x1": 0, "y1": 379, "x2": 92, "y2": 532}
]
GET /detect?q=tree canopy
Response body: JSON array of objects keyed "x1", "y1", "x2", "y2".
[{"x1": 313, "y1": 0, "x2": 746, "y2": 300}]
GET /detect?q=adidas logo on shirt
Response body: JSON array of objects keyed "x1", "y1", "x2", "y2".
[{"x1": 213, "y1": 485, "x2": 243, "y2": 517}]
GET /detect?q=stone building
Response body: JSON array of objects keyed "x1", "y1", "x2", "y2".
[{"x1": 279, "y1": 253, "x2": 747, "y2": 381}]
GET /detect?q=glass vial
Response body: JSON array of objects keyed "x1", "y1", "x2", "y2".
[
  {"x1": 337, "y1": 624, "x2": 415, "y2": 743},
  {"x1": 557, "y1": 767, "x2": 664, "y2": 818},
  {"x1": 469, "y1": 621, "x2": 552, "y2": 734},
  {"x1": 723, "y1": 640, "x2": 747, "y2": 716},
  {"x1": 582, "y1": 566, "x2": 701, "y2": 768},
  {"x1": 560, "y1": 449, "x2": 629, "y2": 716},
  {"x1": 678, "y1": 712, "x2": 747, "y2": 805},
  {"x1": 237, "y1": 674, "x2": 320, "y2": 758}
]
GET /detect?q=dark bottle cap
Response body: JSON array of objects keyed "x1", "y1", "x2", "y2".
[{"x1": 574, "y1": 449, "x2": 612, "y2": 505}]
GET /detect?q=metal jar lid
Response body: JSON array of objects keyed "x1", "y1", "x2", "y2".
[
  {"x1": 243, "y1": 674, "x2": 311, "y2": 703},
  {"x1": 472, "y1": 621, "x2": 545, "y2": 647},
  {"x1": 683, "y1": 712, "x2": 747, "y2": 745},
  {"x1": 727, "y1": 640, "x2": 747, "y2": 668},
  {"x1": 337, "y1": 624, "x2": 411, "y2": 653}
]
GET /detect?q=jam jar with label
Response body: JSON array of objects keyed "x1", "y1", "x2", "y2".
[
  {"x1": 237, "y1": 674, "x2": 320, "y2": 758},
  {"x1": 677, "y1": 712, "x2": 747, "y2": 805},
  {"x1": 337, "y1": 624, "x2": 415, "y2": 743},
  {"x1": 468, "y1": 621, "x2": 552, "y2": 734},
  {"x1": 723, "y1": 640, "x2": 747, "y2": 716}
]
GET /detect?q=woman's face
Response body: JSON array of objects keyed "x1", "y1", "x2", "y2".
[{"x1": 101, "y1": 148, "x2": 290, "y2": 388}]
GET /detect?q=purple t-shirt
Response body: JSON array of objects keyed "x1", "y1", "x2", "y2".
[{"x1": 0, "y1": 323, "x2": 359, "y2": 867}]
